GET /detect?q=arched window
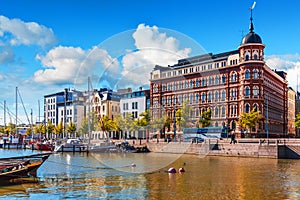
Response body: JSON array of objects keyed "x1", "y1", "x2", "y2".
[
  {"x1": 253, "y1": 103, "x2": 259, "y2": 111},
  {"x1": 190, "y1": 80, "x2": 193, "y2": 88},
  {"x1": 253, "y1": 69, "x2": 258, "y2": 78},
  {"x1": 245, "y1": 86, "x2": 250, "y2": 97},
  {"x1": 196, "y1": 79, "x2": 200, "y2": 87},
  {"x1": 253, "y1": 86, "x2": 259, "y2": 97},
  {"x1": 215, "y1": 107, "x2": 219, "y2": 117},
  {"x1": 208, "y1": 76, "x2": 213, "y2": 85},
  {"x1": 245, "y1": 55, "x2": 250, "y2": 61},
  {"x1": 230, "y1": 72, "x2": 237, "y2": 82},
  {"x1": 222, "y1": 74, "x2": 226, "y2": 83},
  {"x1": 178, "y1": 96, "x2": 183, "y2": 104},
  {"x1": 221, "y1": 90, "x2": 226, "y2": 101},
  {"x1": 195, "y1": 93, "x2": 199, "y2": 102},
  {"x1": 168, "y1": 96, "x2": 171, "y2": 104},
  {"x1": 167, "y1": 83, "x2": 171, "y2": 91},
  {"x1": 189, "y1": 94, "x2": 193, "y2": 103},
  {"x1": 202, "y1": 93, "x2": 206, "y2": 102},
  {"x1": 202, "y1": 78, "x2": 207, "y2": 86},
  {"x1": 208, "y1": 92, "x2": 213, "y2": 102},
  {"x1": 254, "y1": 54, "x2": 258, "y2": 60},
  {"x1": 245, "y1": 103, "x2": 250, "y2": 113},
  {"x1": 185, "y1": 81, "x2": 188, "y2": 89},
  {"x1": 215, "y1": 91, "x2": 219, "y2": 102},
  {"x1": 245, "y1": 69, "x2": 250, "y2": 79},
  {"x1": 215, "y1": 76, "x2": 220, "y2": 85},
  {"x1": 221, "y1": 106, "x2": 226, "y2": 117}
]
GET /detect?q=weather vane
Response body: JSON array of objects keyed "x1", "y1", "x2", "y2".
[{"x1": 249, "y1": 1, "x2": 256, "y2": 32}]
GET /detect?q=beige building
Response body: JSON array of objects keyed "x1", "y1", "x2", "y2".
[{"x1": 287, "y1": 87, "x2": 296, "y2": 136}]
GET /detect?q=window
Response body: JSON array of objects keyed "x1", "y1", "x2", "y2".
[
  {"x1": 196, "y1": 79, "x2": 200, "y2": 87},
  {"x1": 202, "y1": 93, "x2": 206, "y2": 102},
  {"x1": 253, "y1": 69, "x2": 258, "y2": 79},
  {"x1": 230, "y1": 72, "x2": 237, "y2": 82},
  {"x1": 245, "y1": 104, "x2": 250, "y2": 113},
  {"x1": 221, "y1": 90, "x2": 226, "y2": 101},
  {"x1": 253, "y1": 86, "x2": 259, "y2": 97},
  {"x1": 215, "y1": 76, "x2": 219, "y2": 85},
  {"x1": 190, "y1": 80, "x2": 193, "y2": 88},
  {"x1": 245, "y1": 55, "x2": 250, "y2": 61},
  {"x1": 208, "y1": 92, "x2": 213, "y2": 102},
  {"x1": 254, "y1": 54, "x2": 258, "y2": 60},
  {"x1": 189, "y1": 94, "x2": 193, "y2": 103},
  {"x1": 185, "y1": 81, "x2": 188, "y2": 89},
  {"x1": 222, "y1": 75, "x2": 226, "y2": 83},
  {"x1": 245, "y1": 69, "x2": 250, "y2": 79},
  {"x1": 195, "y1": 93, "x2": 199, "y2": 102},
  {"x1": 202, "y1": 78, "x2": 207, "y2": 86},
  {"x1": 215, "y1": 91, "x2": 219, "y2": 102},
  {"x1": 245, "y1": 86, "x2": 250, "y2": 97},
  {"x1": 215, "y1": 107, "x2": 219, "y2": 118},
  {"x1": 221, "y1": 106, "x2": 226, "y2": 117},
  {"x1": 208, "y1": 76, "x2": 213, "y2": 85}
]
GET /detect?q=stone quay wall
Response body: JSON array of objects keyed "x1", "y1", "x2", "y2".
[{"x1": 146, "y1": 138, "x2": 300, "y2": 159}]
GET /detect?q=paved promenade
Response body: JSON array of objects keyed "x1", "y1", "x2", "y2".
[{"x1": 143, "y1": 138, "x2": 300, "y2": 159}]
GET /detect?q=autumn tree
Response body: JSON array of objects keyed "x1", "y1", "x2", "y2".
[
  {"x1": 238, "y1": 109, "x2": 262, "y2": 136},
  {"x1": 295, "y1": 114, "x2": 300, "y2": 129},
  {"x1": 67, "y1": 121, "x2": 77, "y2": 138},
  {"x1": 198, "y1": 109, "x2": 211, "y2": 128}
]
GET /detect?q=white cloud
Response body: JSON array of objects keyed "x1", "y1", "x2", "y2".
[
  {"x1": 0, "y1": 45, "x2": 14, "y2": 64},
  {"x1": 33, "y1": 46, "x2": 120, "y2": 86},
  {"x1": 0, "y1": 15, "x2": 57, "y2": 47},
  {"x1": 121, "y1": 24, "x2": 191, "y2": 87},
  {"x1": 266, "y1": 54, "x2": 300, "y2": 90}
]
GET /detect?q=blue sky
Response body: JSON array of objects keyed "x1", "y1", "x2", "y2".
[{"x1": 0, "y1": 0, "x2": 299, "y2": 124}]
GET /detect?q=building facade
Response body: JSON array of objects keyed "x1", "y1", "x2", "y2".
[
  {"x1": 44, "y1": 89, "x2": 85, "y2": 132},
  {"x1": 150, "y1": 19, "x2": 288, "y2": 138},
  {"x1": 287, "y1": 87, "x2": 296, "y2": 136}
]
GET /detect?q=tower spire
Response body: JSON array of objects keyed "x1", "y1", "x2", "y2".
[{"x1": 249, "y1": 1, "x2": 256, "y2": 32}]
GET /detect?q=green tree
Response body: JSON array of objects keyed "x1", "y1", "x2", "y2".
[
  {"x1": 198, "y1": 109, "x2": 211, "y2": 128},
  {"x1": 295, "y1": 114, "x2": 300, "y2": 128},
  {"x1": 115, "y1": 113, "x2": 135, "y2": 139},
  {"x1": 238, "y1": 109, "x2": 262, "y2": 135}
]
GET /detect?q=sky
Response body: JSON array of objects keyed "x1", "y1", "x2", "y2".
[{"x1": 0, "y1": 0, "x2": 299, "y2": 125}]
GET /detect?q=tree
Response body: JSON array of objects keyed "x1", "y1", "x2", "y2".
[
  {"x1": 115, "y1": 113, "x2": 136, "y2": 139},
  {"x1": 46, "y1": 121, "x2": 55, "y2": 139},
  {"x1": 54, "y1": 121, "x2": 64, "y2": 138},
  {"x1": 238, "y1": 109, "x2": 262, "y2": 135},
  {"x1": 67, "y1": 121, "x2": 77, "y2": 138},
  {"x1": 175, "y1": 100, "x2": 192, "y2": 131},
  {"x1": 198, "y1": 109, "x2": 211, "y2": 128},
  {"x1": 295, "y1": 114, "x2": 300, "y2": 129}
]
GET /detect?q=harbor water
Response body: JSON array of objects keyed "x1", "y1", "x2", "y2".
[{"x1": 1, "y1": 149, "x2": 300, "y2": 199}]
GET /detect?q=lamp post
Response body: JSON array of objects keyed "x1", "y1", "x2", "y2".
[
  {"x1": 266, "y1": 96, "x2": 269, "y2": 139},
  {"x1": 173, "y1": 105, "x2": 176, "y2": 142}
]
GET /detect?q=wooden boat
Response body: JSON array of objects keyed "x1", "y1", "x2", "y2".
[{"x1": 0, "y1": 153, "x2": 51, "y2": 180}]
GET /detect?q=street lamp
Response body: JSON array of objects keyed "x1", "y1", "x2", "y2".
[{"x1": 173, "y1": 105, "x2": 176, "y2": 142}]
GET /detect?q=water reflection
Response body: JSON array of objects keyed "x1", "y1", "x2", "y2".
[{"x1": 1, "y1": 150, "x2": 300, "y2": 199}]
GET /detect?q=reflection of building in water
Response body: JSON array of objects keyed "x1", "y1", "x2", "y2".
[{"x1": 150, "y1": 12, "x2": 288, "y2": 138}]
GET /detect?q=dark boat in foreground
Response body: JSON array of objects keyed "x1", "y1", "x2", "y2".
[{"x1": 0, "y1": 153, "x2": 51, "y2": 180}]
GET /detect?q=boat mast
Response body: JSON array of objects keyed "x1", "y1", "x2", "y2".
[
  {"x1": 15, "y1": 87, "x2": 18, "y2": 135},
  {"x1": 88, "y1": 77, "x2": 91, "y2": 146},
  {"x1": 3, "y1": 100, "x2": 6, "y2": 132}
]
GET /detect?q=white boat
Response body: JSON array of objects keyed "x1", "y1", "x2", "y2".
[
  {"x1": 54, "y1": 139, "x2": 88, "y2": 152},
  {"x1": 89, "y1": 140, "x2": 119, "y2": 153}
]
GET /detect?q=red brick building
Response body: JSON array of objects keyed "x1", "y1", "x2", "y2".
[{"x1": 150, "y1": 19, "x2": 288, "y2": 138}]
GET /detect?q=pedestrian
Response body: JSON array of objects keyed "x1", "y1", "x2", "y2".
[{"x1": 230, "y1": 133, "x2": 236, "y2": 144}]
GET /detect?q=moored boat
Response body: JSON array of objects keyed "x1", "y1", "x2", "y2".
[
  {"x1": 90, "y1": 140, "x2": 119, "y2": 153},
  {"x1": 0, "y1": 153, "x2": 51, "y2": 180},
  {"x1": 54, "y1": 139, "x2": 88, "y2": 152}
]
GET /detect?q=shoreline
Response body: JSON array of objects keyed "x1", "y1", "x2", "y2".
[{"x1": 143, "y1": 138, "x2": 300, "y2": 159}]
